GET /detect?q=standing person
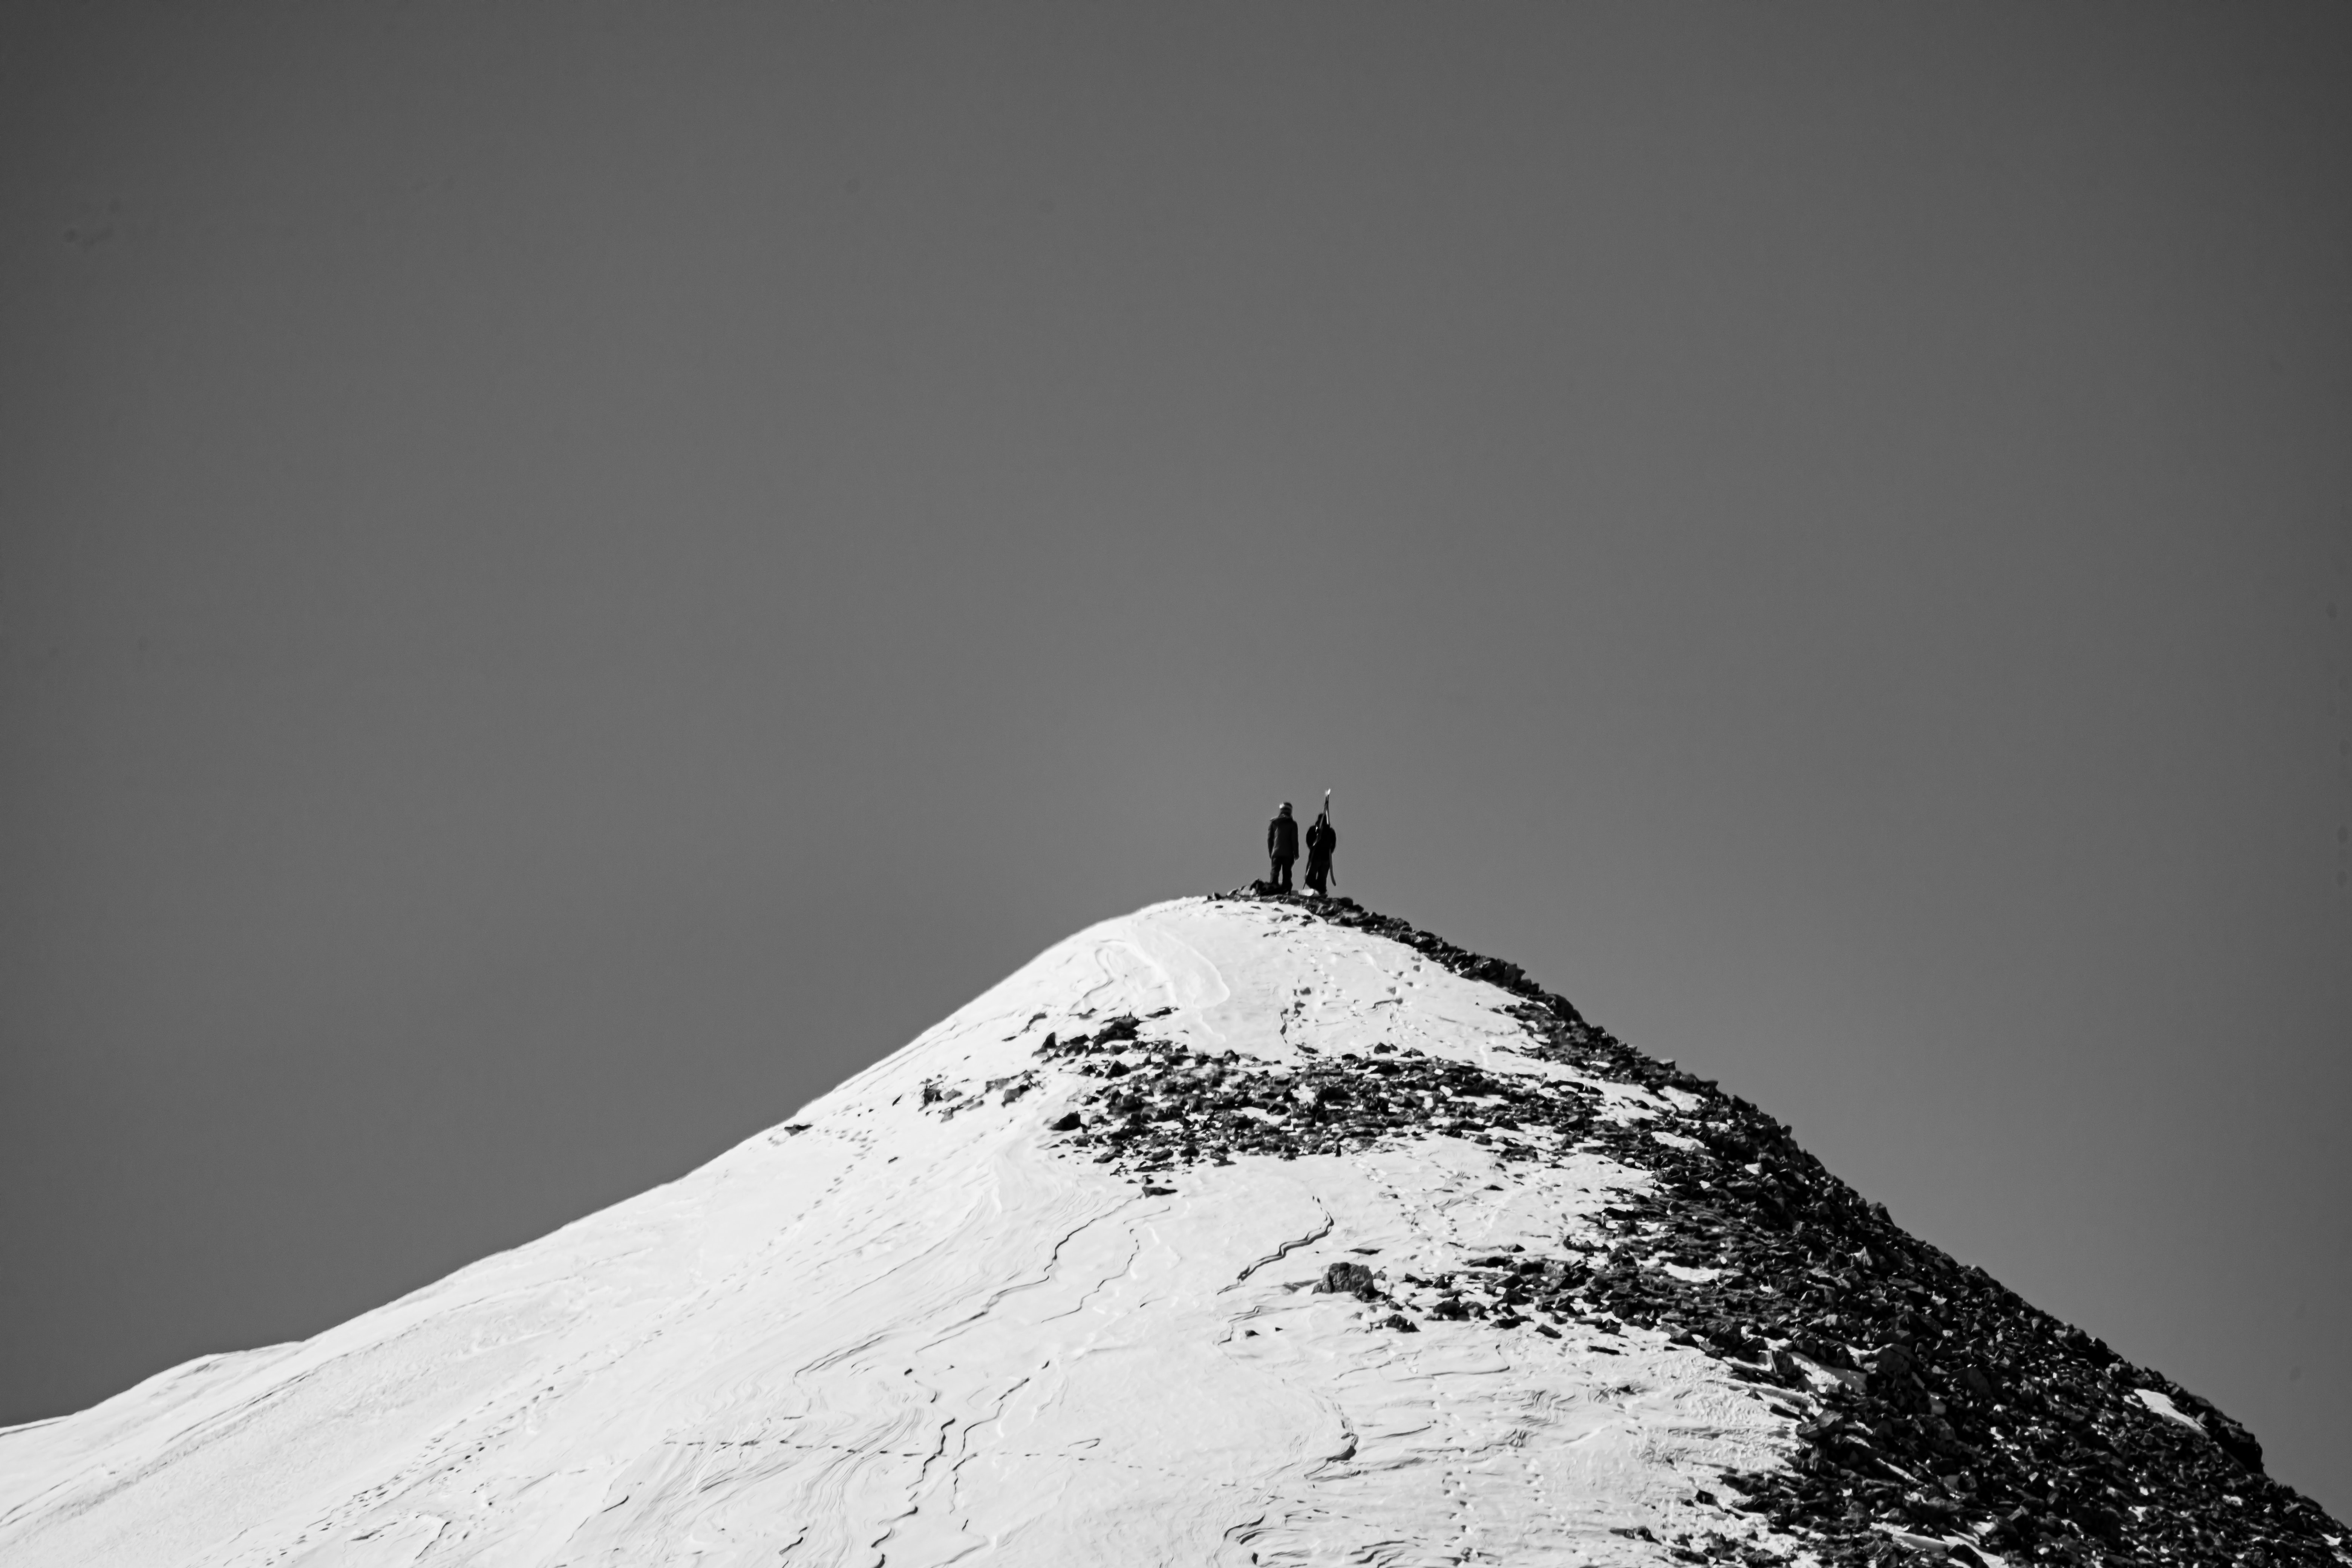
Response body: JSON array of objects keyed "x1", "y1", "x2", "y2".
[
  {"x1": 1266, "y1": 802, "x2": 1299, "y2": 893},
  {"x1": 1303, "y1": 806, "x2": 1337, "y2": 896}
]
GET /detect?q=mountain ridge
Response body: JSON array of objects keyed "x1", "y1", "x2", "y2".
[{"x1": 0, "y1": 891, "x2": 2340, "y2": 1567}]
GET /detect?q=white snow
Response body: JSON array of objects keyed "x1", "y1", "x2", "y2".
[
  {"x1": 2132, "y1": 1387, "x2": 2207, "y2": 1437},
  {"x1": 0, "y1": 897, "x2": 1813, "y2": 1566}
]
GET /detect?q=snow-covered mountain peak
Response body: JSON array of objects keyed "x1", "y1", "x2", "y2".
[{"x1": 1, "y1": 893, "x2": 2340, "y2": 1568}]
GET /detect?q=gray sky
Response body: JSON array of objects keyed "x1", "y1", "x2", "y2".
[{"x1": 4, "y1": 1, "x2": 2347, "y2": 1508}]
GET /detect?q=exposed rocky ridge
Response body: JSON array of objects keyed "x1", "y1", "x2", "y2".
[{"x1": 991, "y1": 885, "x2": 2347, "y2": 1568}]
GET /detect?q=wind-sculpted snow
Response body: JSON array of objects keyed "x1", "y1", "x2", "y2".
[
  {"x1": 1, "y1": 895, "x2": 2340, "y2": 1567},
  {"x1": 0, "y1": 899, "x2": 1805, "y2": 1566}
]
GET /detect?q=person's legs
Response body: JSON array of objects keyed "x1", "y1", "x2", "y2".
[{"x1": 1272, "y1": 856, "x2": 1294, "y2": 892}]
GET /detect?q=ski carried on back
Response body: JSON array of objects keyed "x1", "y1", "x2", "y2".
[{"x1": 1305, "y1": 791, "x2": 1338, "y2": 895}]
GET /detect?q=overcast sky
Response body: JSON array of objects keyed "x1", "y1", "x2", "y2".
[{"x1": 3, "y1": 1, "x2": 2347, "y2": 1509}]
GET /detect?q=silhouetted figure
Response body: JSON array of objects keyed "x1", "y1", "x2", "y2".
[
  {"x1": 1303, "y1": 810, "x2": 1337, "y2": 896},
  {"x1": 1266, "y1": 802, "x2": 1298, "y2": 892}
]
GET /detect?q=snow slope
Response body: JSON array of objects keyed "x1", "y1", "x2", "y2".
[{"x1": 0, "y1": 897, "x2": 1808, "y2": 1567}]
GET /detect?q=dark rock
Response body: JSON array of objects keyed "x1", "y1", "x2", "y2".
[{"x1": 2206, "y1": 1409, "x2": 2266, "y2": 1473}]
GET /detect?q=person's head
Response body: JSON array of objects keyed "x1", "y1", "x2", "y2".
[{"x1": 1279, "y1": 802, "x2": 1292, "y2": 816}]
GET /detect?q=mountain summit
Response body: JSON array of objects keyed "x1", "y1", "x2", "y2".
[{"x1": 2, "y1": 894, "x2": 2341, "y2": 1566}]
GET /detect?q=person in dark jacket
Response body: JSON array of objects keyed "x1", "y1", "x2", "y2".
[
  {"x1": 1266, "y1": 802, "x2": 1298, "y2": 892},
  {"x1": 1303, "y1": 809, "x2": 1337, "y2": 896}
]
